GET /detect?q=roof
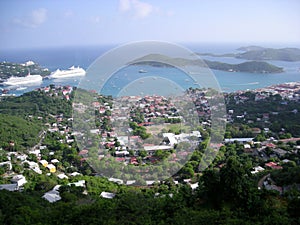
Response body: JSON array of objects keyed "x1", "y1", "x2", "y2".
[
  {"x1": 126, "y1": 180, "x2": 136, "y2": 185},
  {"x1": 43, "y1": 190, "x2": 61, "y2": 203},
  {"x1": 51, "y1": 159, "x2": 60, "y2": 163},
  {"x1": 100, "y1": 192, "x2": 115, "y2": 199},
  {"x1": 144, "y1": 145, "x2": 172, "y2": 151},
  {"x1": 265, "y1": 162, "x2": 283, "y2": 169},
  {"x1": 47, "y1": 164, "x2": 56, "y2": 169},
  {"x1": 11, "y1": 175, "x2": 26, "y2": 182},
  {"x1": 115, "y1": 150, "x2": 130, "y2": 155},
  {"x1": 70, "y1": 172, "x2": 81, "y2": 176},
  {"x1": 224, "y1": 138, "x2": 254, "y2": 143},
  {"x1": 162, "y1": 133, "x2": 177, "y2": 146},
  {"x1": 39, "y1": 159, "x2": 48, "y2": 165},
  {"x1": 108, "y1": 178, "x2": 123, "y2": 184},
  {"x1": 190, "y1": 182, "x2": 199, "y2": 190},
  {"x1": 78, "y1": 150, "x2": 89, "y2": 155},
  {"x1": 68, "y1": 180, "x2": 85, "y2": 187},
  {"x1": 0, "y1": 183, "x2": 18, "y2": 192},
  {"x1": 57, "y1": 174, "x2": 69, "y2": 179}
]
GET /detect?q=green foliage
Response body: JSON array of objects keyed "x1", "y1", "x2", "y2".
[
  {"x1": 205, "y1": 60, "x2": 283, "y2": 73},
  {"x1": 237, "y1": 47, "x2": 300, "y2": 62},
  {"x1": 0, "y1": 90, "x2": 72, "y2": 118},
  {"x1": 129, "y1": 122, "x2": 151, "y2": 139},
  {"x1": 271, "y1": 166, "x2": 300, "y2": 186},
  {"x1": 0, "y1": 114, "x2": 42, "y2": 150}
]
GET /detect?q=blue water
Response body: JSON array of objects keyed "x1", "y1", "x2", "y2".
[{"x1": 0, "y1": 44, "x2": 299, "y2": 96}]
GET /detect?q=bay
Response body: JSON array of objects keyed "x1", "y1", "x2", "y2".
[{"x1": 0, "y1": 44, "x2": 299, "y2": 96}]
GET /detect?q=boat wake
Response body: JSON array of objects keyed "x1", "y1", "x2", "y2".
[{"x1": 233, "y1": 82, "x2": 259, "y2": 86}]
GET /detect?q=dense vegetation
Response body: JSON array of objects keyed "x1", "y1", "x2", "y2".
[
  {"x1": 199, "y1": 46, "x2": 300, "y2": 62},
  {"x1": 237, "y1": 47, "x2": 300, "y2": 62},
  {"x1": 1, "y1": 87, "x2": 300, "y2": 224},
  {"x1": 0, "y1": 114, "x2": 42, "y2": 150},
  {"x1": 205, "y1": 60, "x2": 283, "y2": 73},
  {"x1": 132, "y1": 54, "x2": 283, "y2": 73},
  {"x1": 1, "y1": 155, "x2": 300, "y2": 224},
  {"x1": 0, "y1": 88, "x2": 72, "y2": 118},
  {"x1": 226, "y1": 91, "x2": 300, "y2": 137}
]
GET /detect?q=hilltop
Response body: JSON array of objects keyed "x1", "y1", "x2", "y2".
[
  {"x1": 236, "y1": 46, "x2": 300, "y2": 61},
  {"x1": 198, "y1": 46, "x2": 300, "y2": 62},
  {"x1": 205, "y1": 60, "x2": 283, "y2": 73},
  {"x1": 131, "y1": 54, "x2": 283, "y2": 73}
]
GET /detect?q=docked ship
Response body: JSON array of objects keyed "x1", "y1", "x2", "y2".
[
  {"x1": 2, "y1": 74, "x2": 43, "y2": 86},
  {"x1": 49, "y1": 66, "x2": 86, "y2": 79}
]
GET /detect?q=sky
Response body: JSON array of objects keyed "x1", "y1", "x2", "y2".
[{"x1": 0, "y1": 0, "x2": 299, "y2": 50}]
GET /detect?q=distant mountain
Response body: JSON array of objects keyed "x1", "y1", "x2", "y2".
[
  {"x1": 131, "y1": 54, "x2": 283, "y2": 73},
  {"x1": 236, "y1": 46, "x2": 265, "y2": 51},
  {"x1": 197, "y1": 46, "x2": 300, "y2": 62},
  {"x1": 236, "y1": 47, "x2": 300, "y2": 61}
]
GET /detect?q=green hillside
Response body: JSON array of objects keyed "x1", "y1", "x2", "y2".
[
  {"x1": 237, "y1": 47, "x2": 300, "y2": 61},
  {"x1": 0, "y1": 114, "x2": 42, "y2": 150}
]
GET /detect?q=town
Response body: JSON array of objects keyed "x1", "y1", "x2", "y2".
[{"x1": 0, "y1": 82, "x2": 300, "y2": 224}]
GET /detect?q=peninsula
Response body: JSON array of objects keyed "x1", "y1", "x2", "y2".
[
  {"x1": 198, "y1": 46, "x2": 300, "y2": 62},
  {"x1": 131, "y1": 54, "x2": 284, "y2": 73}
]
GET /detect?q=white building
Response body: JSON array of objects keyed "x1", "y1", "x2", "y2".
[
  {"x1": 108, "y1": 178, "x2": 123, "y2": 184},
  {"x1": 11, "y1": 175, "x2": 27, "y2": 187},
  {"x1": 100, "y1": 191, "x2": 115, "y2": 199},
  {"x1": 42, "y1": 185, "x2": 61, "y2": 203}
]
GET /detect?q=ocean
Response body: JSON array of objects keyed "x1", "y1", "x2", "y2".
[{"x1": 0, "y1": 44, "x2": 299, "y2": 96}]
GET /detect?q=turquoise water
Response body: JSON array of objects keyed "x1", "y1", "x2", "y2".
[{"x1": 0, "y1": 45, "x2": 299, "y2": 96}]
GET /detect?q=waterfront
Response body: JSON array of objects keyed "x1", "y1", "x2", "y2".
[{"x1": 1, "y1": 44, "x2": 299, "y2": 96}]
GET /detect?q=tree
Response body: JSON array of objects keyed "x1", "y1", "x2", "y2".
[
  {"x1": 139, "y1": 150, "x2": 147, "y2": 158},
  {"x1": 200, "y1": 169, "x2": 222, "y2": 208},
  {"x1": 220, "y1": 156, "x2": 255, "y2": 208}
]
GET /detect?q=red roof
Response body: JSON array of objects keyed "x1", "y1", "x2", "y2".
[
  {"x1": 265, "y1": 162, "x2": 282, "y2": 169},
  {"x1": 266, "y1": 143, "x2": 276, "y2": 148},
  {"x1": 79, "y1": 150, "x2": 89, "y2": 155},
  {"x1": 116, "y1": 157, "x2": 125, "y2": 162}
]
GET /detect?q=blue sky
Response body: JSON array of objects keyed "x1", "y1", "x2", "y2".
[{"x1": 0, "y1": 0, "x2": 299, "y2": 49}]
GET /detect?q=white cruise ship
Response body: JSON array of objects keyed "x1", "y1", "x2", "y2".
[
  {"x1": 2, "y1": 74, "x2": 43, "y2": 86},
  {"x1": 49, "y1": 66, "x2": 86, "y2": 79}
]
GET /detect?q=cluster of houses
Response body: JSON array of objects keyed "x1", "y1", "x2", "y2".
[
  {"x1": 39, "y1": 85, "x2": 73, "y2": 101},
  {"x1": 223, "y1": 135, "x2": 300, "y2": 194},
  {"x1": 86, "y1": 93, "x2": 204, "y2": 165},
  {"x1": 2, "y1": 83, "x2": 300, "y2": 202},
  {"x1": 255, "y1": 82, "x2": 300, "y2": 101}
]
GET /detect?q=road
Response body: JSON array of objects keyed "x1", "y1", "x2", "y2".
[{"x1": 258, "y1": 173, "x2": 270, "y2": 189}]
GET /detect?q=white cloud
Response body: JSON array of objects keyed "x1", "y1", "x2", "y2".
[
  {"x1": 13, "y1": 8, "x2": 47, "y2": 28},
  {"x1": 119, "y1": 0, "x2": 131, "y2": 12},
  {"x1": 119, "y1": 0, "x2": 154, "y2": 19}
]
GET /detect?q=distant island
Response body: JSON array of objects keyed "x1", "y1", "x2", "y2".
[
  {"x1": 204, "y1": 60, "x2": 283, "y2": 73},
  {"x1": 198, "y1": 46, "x2": 300, "y2": 62},
  {"x1": 131, "y1": 54, "x2": 284, "y2": 73}
]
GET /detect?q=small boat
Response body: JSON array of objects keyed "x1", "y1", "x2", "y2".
[
  {"x1": 16, "y1": 87, "x2": 27, "y2": 91},
  {"x1": 139, "y1": 69, "x2": 147, "y2": 73}
]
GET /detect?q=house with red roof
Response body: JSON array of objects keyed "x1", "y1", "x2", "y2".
[{"x1": 265, "y1": 162, "x2": 282, "y2": 169}]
